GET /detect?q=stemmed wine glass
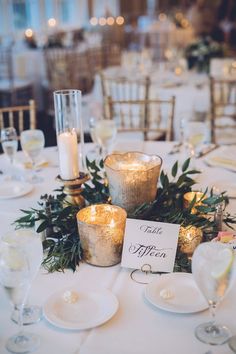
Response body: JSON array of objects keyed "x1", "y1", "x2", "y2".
[
  {"x1": 93, "y1": 119, "x2": 117, "y2": 158},
  {"x1": 87, "y1": 116, "x2": 101, "y2": 159},
  {"x1": 192, "y1": 241, "x2": 236, "y2": 345},
  {"x1": 183, "y1": 120, "x2": 208, "y2": 169},
  {"x1": 20, "y1": 129, "x2": 45, "y2": 183},
  {"x1": 0, "y1": 229, "x2": 43, "y2": 353},
  {"x1": 1, "y1": 127, "x2": 18, "y2": 180}
]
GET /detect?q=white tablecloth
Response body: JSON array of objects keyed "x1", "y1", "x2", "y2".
[{"x1": 0, "y1": 141, "x2": 236, "y2": 354}]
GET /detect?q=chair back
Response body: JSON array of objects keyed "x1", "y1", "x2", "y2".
[
  {"x1": 44, "y1": 48, "x2": 70, "y2": 89},
  {"x1": 44, "y1": 48, "x2": 93, "y2": 93},
  {"x1": 87, "y1": 47, "x2": 104, "y2": 75},
  {"x1": 102, "y1": 44, "x2": 122, "y2": 68},
  {"x1": 210, "y1": 76, "x2": 236, "y2": 144},
  {"x1": 0, "y1": 99, "x2": 36, "y2": 134},
  {"x1": 107, "y1": 95, "x2": 175, "y2": 141},
  {"x1": 100, "y1": 73, "x2": 150, "y2": 119}
]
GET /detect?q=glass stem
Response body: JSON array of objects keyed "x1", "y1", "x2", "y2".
[
  {"x1": 209, "y1": 302, "x2": 217, "y2": 323},
  {"x1": 17, "y1": 304, "x2": 24, "y2": 334},
  {"x1": 206, "y1": 302, "x2": 220, "y2": 335}
]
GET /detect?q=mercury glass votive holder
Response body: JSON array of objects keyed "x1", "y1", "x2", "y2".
[
  {"x1": 178, "y1": 225, "x2": 203, "y2": 257},
  {"x1": 183, "y1": 191, "x2": 205, "y2": 214},
  {"x1": 104, "y1": 152, "x2": 162, "y2": 214},
  {"x1": 77, "y1": 204, "x2": 127, "y2": 267}
]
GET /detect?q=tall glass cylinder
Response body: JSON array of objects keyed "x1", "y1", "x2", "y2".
[{"x1": 53, "y1": 90, "x2": 84, "y2": 180}]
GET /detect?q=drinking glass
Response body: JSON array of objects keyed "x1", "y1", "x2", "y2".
[
  {"x1": 192, "y1": 241, "x2": 236, "y2": 345},
  {"x1": 1, "y1": 127, "x2": 18, "y2": 179},
  {"x1": 87, "y1": 116, "x2": 101, "y2": 159},
  {"x1": 184, "y1": 121, "x2": 208, "y2": 158},
  {"x1": 0, "y1": 229, "x2": 43, "y2": 353},
  {"x1": 93, "y1": 119, "x2": 117, "y2": 158},
  {"x1": 20, "y1": 129, "x2": 45, "y2": 183}
]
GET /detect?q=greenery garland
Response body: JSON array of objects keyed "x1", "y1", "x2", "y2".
[{"x1": 14, "y1": 157, "x2": 236, "y2": 273}]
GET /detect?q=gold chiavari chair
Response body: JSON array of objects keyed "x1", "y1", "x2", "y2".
[
  {"x1": 87, "y1": 47, "x2": 104, "y2": 75},
  {"x1": 99, "y1": 73, "x2": 150, "y2": 119},
  {"x1": 0, "y1": 45, "x2": 33, "y2": 107},
  {"x1": 210, "y1": 76, "x2": 236, "y2": 145},
  {"x1": 44, "y1": 48, "x2": 93, "y2": 114},
  {"x1": 102, "y1": 43, "x2": 122, "y2": 68},
  {"x1": 44, "y1": 48, "x2": 72, "y2": 89},
  {"x1": 100, "y1": 71, "x2": 175, "y2": 141},
  {"x1": 0, "y1": 99, "x2": 36, "y2": 134},
  {"x1": 68, "y1": 50, "x2": 93, "y2": 93},
  {"x1": 107, "y1": 95, "x2": 175, "y2": 141}
]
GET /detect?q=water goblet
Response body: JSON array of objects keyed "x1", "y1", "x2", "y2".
[
  {"x1": 0, "y1": 229, "x2": 43, "y2": 353},
  {"x1": 93, "y1": 119, "x2": 117, "y2": 158},
  {"x1": 87, "y1": 116, "x2": 101, "y2": 159},
  {"x1": 1, "y1": 127, "x2": 18, "y2": 180},
  {"x1": 192, "y1": 241, "x2": 236, "y2": 345},
  {"x1": 183, "y1": 120, "x2": 208, "y2": 170},
  {"x1": 20, "y1": 129, "x2": 45, "y2": 183}
]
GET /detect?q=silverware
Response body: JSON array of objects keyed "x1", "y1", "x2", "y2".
[
  {"x1": 196, "y1": 144, "x2": 218, "y2": 158},
  {"x1": 168, "y1": 142, "x2": 182, "y2": 155}
]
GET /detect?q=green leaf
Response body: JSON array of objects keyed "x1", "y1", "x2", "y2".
[
  {"x1": 36, "y1": 220, "x2": 48, "y2": 233},
  {"x1": 171, "y1": 161, "x2": 178, "y2": 178},
  {"x1": 182, "y1": 158, "x2": 190, "y2": 172}
]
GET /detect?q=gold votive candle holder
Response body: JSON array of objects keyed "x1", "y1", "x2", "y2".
[
  {"x1": 104, "y1": 152, "x2": 162, "y2": 214},
  {"x1": 178, "y1": 225, "x2": 203, "y2": 257},
  {"x1": 77, "y1": 204, "x2": 127, "y2": 267},
  {"x1": 183, "y1": 191, "x2": 205, "y2": 214}
]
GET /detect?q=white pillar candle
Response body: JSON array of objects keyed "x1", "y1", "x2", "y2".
[{"x1": 57, "y1": 130, "x2": 79, "y2": 180}]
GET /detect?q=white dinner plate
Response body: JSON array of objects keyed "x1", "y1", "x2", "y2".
[
  {"x1": 144, "y1": 272, "x2": 208, "y2": 314},
  {"x1": 43, "y1": 288, "x2": 119, "y2": 330},
  {"x1": 0, "y1": 181, "x2": 33, "y2": 200}
]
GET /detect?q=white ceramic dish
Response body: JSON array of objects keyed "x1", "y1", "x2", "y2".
[
  {"x1": 0, "y1": 181, "x2": 33, "y2": 199},
  {"x1": 145, "y1": 272, "x2": 208, "y2": 314},
  {"x1": 43, "y1": 288, "x2": 119, "y2": 330}
]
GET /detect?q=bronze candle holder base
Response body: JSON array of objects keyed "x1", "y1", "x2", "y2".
[{"x1": 56, "y1": 172, "x2": 90, "y2": 207}]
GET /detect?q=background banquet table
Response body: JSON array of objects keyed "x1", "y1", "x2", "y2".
[{"x1": 0, "y1": 141, "x2": 236, "y2": 354}]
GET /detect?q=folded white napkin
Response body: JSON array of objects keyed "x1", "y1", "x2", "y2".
[{"x1": 204, "y1": 145, "x2": 236, "y2": 172}]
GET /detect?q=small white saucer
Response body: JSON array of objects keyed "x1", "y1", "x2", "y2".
[
  {"x1": 43, "y1": 288, "x2": 119, "y2": 330},
  {"x1": 145, "y1": 272, "x2": 208, "y2": 314},
  {"x1": 0, "y1": 181, "x2": 33, "y2": 200}
]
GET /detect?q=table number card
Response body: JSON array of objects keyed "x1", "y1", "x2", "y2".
[{"x1": 121, "y1": 218, "x2": 180, "y2": 273}]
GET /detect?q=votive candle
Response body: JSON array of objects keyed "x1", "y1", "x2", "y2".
[
  {"x1": 77, "y1": 204, "x2": 127, "y2": 266},
  {"x1": 104, "y1": 152, "x2": 162, "y2": 214},
  {"x1": 183, "y1": 191, "x2": 205, "y2": 214}
]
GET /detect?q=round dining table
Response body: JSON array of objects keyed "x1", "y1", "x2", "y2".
[{"x1": 0, "y1": 140, "x2": 236, "y2": 354}]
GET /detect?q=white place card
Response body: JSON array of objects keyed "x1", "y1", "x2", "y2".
[{"x1": 121, "y1": 218, "x2": 180, "y2": 273}]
